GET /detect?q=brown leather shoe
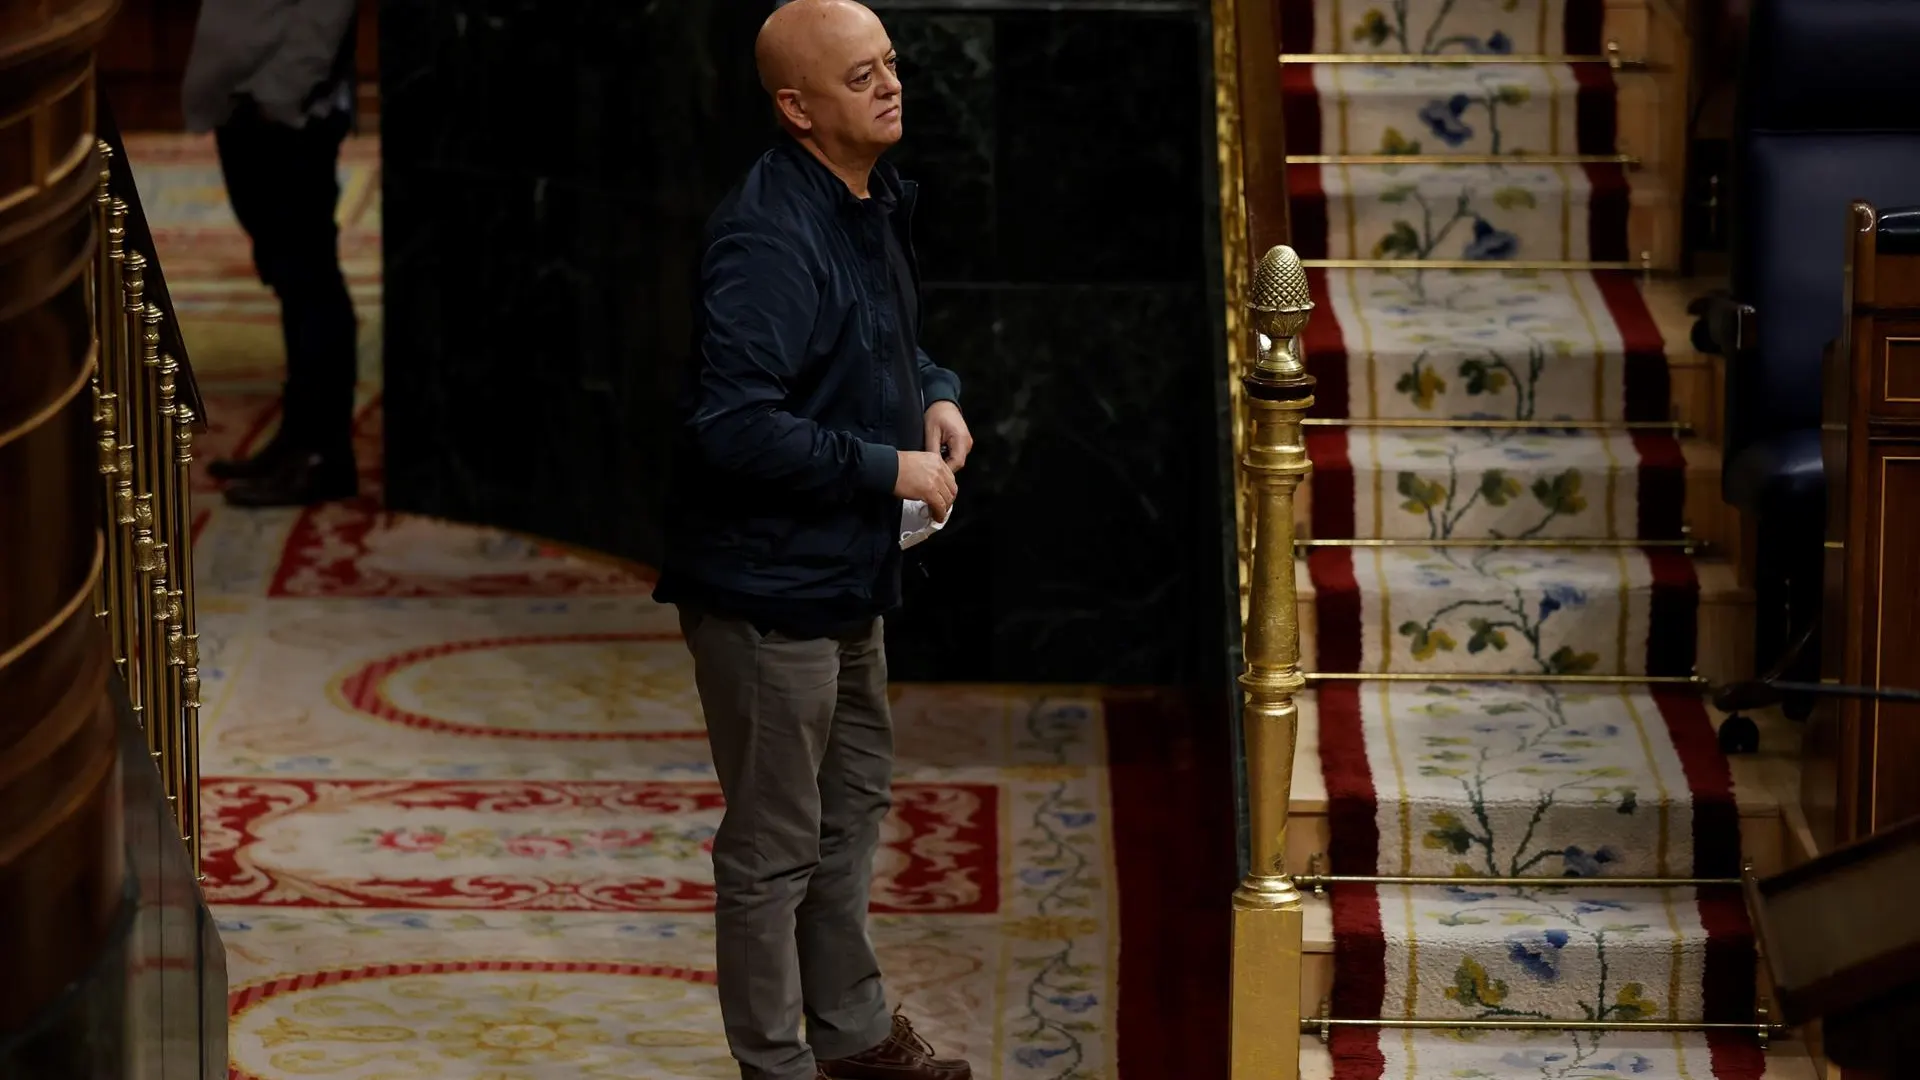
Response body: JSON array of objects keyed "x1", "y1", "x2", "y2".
[{"x1": 818, "y1": 1014, "x2": 971, "y2": 1079}]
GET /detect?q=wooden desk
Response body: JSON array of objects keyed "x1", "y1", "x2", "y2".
[{"x1": 1814, "y1": 202, "x2": 1920, "y2": 849}]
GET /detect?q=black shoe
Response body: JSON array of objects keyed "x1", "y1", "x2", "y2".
[
  {"x1": 207, "y1": 436, "x2": 291, "y2": 482},
  {"x1": 222, "y1": 450, "x2": 358, "y2": 508}
]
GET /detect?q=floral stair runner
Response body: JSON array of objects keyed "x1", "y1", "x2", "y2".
[{"x1": 1279, "y1": 0, "x2": 1765, "y2": 1075}]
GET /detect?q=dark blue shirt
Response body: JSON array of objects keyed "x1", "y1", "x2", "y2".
[{"x1": 654, "y1": 140, "x2": 960, "y2": 639}]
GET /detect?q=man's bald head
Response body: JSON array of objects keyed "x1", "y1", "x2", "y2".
[
  {"x1": 755, "y1": 0, "x2": 903, "y2": 164},
  {"x1": 756, "y1": 0, "x2": 879, "y2": 92}
]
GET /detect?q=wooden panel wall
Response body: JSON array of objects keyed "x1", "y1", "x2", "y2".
[
  {"x1": 98, "y1": 0, "x2": 379, "y2": 130},
  {"x1": 0, "y1": 0, "x2": 131, "y2": 1029},
  {"x1": 1816, "y1": 205, "x2": 1920, "y2": 850}
]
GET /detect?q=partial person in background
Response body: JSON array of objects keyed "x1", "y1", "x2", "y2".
[{"x1": 182, "y1": 0, "x2": 361, "y2": 507}]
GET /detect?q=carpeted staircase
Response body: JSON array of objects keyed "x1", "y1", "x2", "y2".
[{"x1": 1281, "y1": 0, "x2": 1767, "y2": 1075}]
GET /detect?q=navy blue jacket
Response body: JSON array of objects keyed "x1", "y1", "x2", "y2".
[{"x1": 654, "y1": 141, "x2": 961, "y2": 635}]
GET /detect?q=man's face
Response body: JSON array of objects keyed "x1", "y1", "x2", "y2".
[{"x1": 796, "y1": 13, "x2": 902, "y2": 151}]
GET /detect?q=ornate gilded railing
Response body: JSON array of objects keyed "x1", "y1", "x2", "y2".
[
  {"x1": 1225, "y1": 245, "x2": 1316, "y2": 1080},
  {"x1": 90, "y1": 139, "x2": 205, "y2": 872},
  {"x1": 1213, "y1": 0, "x2": 1314, "y2": 1074}
]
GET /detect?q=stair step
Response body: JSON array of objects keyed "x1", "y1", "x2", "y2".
[
  {"x1": 1295, "y1": 887, "x2": 1754, "y2": 1029},
  {"x1": 1288, "y1": 160, "x2": 1665, "y2": 264},
  {"x1": 1295, "y1": 429, "x2": 1733, "y2": 551},
  {"x1": 1297, "y1": 269, "x2": 1712, "y2": 436},
  {"x1": 1282, "y1": 63, "x2": 1615, "y2": 158},
  {"x1": 1291, "y1": 550, "x2": 1751, "y2": 684},
  {"x1": 1282, "y1": 693, "x2": 1792, "y2": 879}
]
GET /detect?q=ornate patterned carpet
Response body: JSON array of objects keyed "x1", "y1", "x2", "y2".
[
  {"x1": 1280, "y1": 1, "x2": 1765, "y2": 1077},
  {"x1": 129, "y1": 133, "x2": 1229, "y2": 1080}
]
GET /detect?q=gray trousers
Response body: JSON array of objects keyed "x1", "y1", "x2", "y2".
[{"x1": 678, "y1": 608, "x2": 896, "y2": 1080}]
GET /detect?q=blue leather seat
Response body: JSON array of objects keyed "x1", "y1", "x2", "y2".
[{"x1": 1694, "y1": 0, "x2": 1920, "y2": 686}]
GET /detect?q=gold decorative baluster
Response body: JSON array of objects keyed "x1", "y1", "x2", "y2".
[
  {"x1": 122, "y1": 242, "x2": 151, "y2": 736},
  {"x1": 174, "y1": 404, "x2": 203, "y2": 870},
  {"x1": 150, "y1": 308, "x2": 182, "y2": 817},
  {"x1": 90, "y1": 145, "x2": 116, "y2": 628},
  {"x1": 103, "y1": 192, "x2": 136, "y2": 674},
  {"x1": 1230, "y1": 245, "x2": 1315, "y2": 1080}
]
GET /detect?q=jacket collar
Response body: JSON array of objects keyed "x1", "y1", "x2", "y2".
[{"x1": 774, "y1": 137, "x2": 914, "y2": 218}]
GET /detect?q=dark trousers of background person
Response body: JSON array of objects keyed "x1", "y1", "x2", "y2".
[{"x1": 211, "y1": 103, "x2": 359, "y2": 501}]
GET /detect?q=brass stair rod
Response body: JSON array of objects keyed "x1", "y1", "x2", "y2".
[
  {"x1": 1304, "y1": 418, "x2": 1691, "y2": 431},
  {"x1": 1296, "y1": 538, "x2": 1701, "y2": 550},
  {"x1": 1304, "y1": 258, "x2": 1644, "y2": 271},
  {"x1": 1287, "y1": 153, "x2": 1639, "y2": 166},
  {"x1": 1228, "y1": 245, "x2": 1318, "y2": 1080},
  {"x1": 1305, "y1": 671, "x2": 1708, "y2": 686},
  {"x1": 1303, "y1": 1017, "x2": 1780, "y2": 1034},
  {"x1": 1283, "y1": 40, "x2": 1646, "y2": 68},
  {"x1": 1299, "y1": 872, "x2": 1741, "y2": 890},
  {"x1": 1281, "y1": 53, "x2": 1646, "y2": 67}
]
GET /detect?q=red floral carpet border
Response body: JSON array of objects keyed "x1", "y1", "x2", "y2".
[{"x1": 201, "y1": 778, "x2": 1000, "y2": 914}]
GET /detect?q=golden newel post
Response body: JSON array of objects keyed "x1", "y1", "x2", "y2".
[{"x1": 1230, "y1": 244, "x2": 1315, "y2": 1080}]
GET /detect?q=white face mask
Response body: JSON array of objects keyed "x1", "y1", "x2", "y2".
[{"x1": 899, "y1": 499, "x2": 950, "y2": 550}]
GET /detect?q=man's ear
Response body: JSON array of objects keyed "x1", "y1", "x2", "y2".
[{"x1": 774, "y1": 89, "x2": 810, "y2": 131}]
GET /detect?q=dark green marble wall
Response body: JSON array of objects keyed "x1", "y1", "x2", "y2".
[{"x1": 380, "y1": 0, "x2": 1237, "y2": 685}]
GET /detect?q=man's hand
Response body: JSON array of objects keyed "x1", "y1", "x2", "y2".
[
  {"x1": 894, "y1": 450, "x2": 957, "y2": 521},
  {"x1": 924, "y1": 400, "x2": 973, "y2": 471}
]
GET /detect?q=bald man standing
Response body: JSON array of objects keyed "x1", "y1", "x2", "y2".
[{"x1": 653, "y1": 2, "x2": 974, "y2": 1079}]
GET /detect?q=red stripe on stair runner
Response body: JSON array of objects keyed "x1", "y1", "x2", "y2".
[
  {"x1": 1303, "y1": 269, "x2": 1352, "y2": 416},
  {"x1": 1705, "y1": 1032, "x2": 1770, "y2": 1079},
  {"x1": 1653, "y1": 692, "x2": 1761, "y2": 1026},
  {"x1": 1319, "y1": 682, "x2": 1391, "y2": 1078},
  {"x1": 1291, "y1": 162, "x2": 1331, "y2": 260},
  {"x1": 1279, "y1": 0, "x2": 1316, "y2": 53},
  {"x1": 1565, "y1": 0, "x2": 1606, "y2": 53},
  {"x1": 1282, "y1": 64, "x2": 1324, "y2": 155},
  {"x1": 1585, "y1": 162, "x2": 1632, "y2": 262},
  {"x1": 1634, "y1": 431, "x2": 1689, "y2": 540},
  {"x1": 1306, "y1": 428, "x2": 1356, "y2": 539},
  {"x1": 1571, "y1": 64, "x2": 1620, "y2": 157},
  {"x1": 1593, "y1": 269, "x2": 1674, "y2": 423},
  {"x1": 1645, "y1": 549, "x2": 1700, "y2": 677},
  {"x1": 1307, "y1": 547, "x2": 1364, "y2": 672}
]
